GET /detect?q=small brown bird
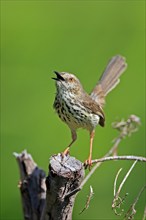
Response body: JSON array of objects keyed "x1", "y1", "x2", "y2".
[{"x1": 52, "y1": 55, "x2": 127, "y2": 167}]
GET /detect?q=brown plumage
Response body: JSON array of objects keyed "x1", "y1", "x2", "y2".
[
  {"x1": 52, "y1": 55, "x2": 127, "y2": 168},
  {"x1": 90, "y1": 55, "x2": 127, "y2": 106}
]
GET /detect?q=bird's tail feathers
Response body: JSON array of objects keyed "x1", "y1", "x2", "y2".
[{"x1": 90, "y1": 55, "x2": 127, "y2": 106}]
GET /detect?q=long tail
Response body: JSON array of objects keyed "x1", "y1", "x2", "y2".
[{"x1": 90, "y1": 55, "x2": 127, "y2": 107}]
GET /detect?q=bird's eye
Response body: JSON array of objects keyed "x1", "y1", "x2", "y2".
[{"x1": 69, "y1": 77, "x2": 74, "y2": 82}]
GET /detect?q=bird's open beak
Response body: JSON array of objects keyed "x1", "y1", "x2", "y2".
[{"x1": 52, "y1": 71, "x2": 65, "y2": 81}]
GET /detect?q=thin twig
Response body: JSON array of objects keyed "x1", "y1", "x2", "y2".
[
  {"x1": 68, "y1": 150, "x2": 146, "y2": 198},
  {"x1": 124, "y1": 185, "x2": 146, "y2": 219},
  {"x1": 112, "y1": 161, "x2": 138, "y2": 216},
  {"x1": 112, "y1": 168, "x2": 125, "y2": 216},
  {"x1": 107, "y1": 137, "x2": 122, "y2": 157},
  {"x1": 92, "y1": 156, "x2": 146, "y2": 164},
  {"x1": 112, "y1": 115, "x2": 141, "y2": 156},
  {"x1": 114, "y1": 168, "x2": 123, "y2": 197},
  {"x1": 79, "y1": 186, "x2": 94, "y2": 214},
  {"x1": 76, "y1": 144, "x2": 146, "y2": 193},
  {"x1": 116, "y1": 161, "x2": 137, "y2": 198}
]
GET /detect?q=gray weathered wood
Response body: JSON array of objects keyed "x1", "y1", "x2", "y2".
[
  {"x1": 14, "y1": 151, "x2": 85, "y2": 220},
  {"x1": 41, "y1": 153, "x2": 85, "y2": 220},
  {"x1": 14, "y1": 150, "x2": 46, "y2": 220}
]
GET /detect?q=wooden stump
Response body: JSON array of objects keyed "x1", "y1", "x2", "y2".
[
  {"x1": 41, "y1": 154, "x2": 85, "y2": 220},
  {"x1": 14, "y1": 151, "x2": 85, "y2": 220}
]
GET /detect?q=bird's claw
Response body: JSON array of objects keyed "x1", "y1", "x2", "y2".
[
  {"x1": 61, "y1": 147, "x2": 70, "y2": 157},
  {"x1": 84, "y1": 158, "x2": 92, "y2": 170}
]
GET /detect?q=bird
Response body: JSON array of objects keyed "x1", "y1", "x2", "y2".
[{"x1": 52, "y1": 55, "x2": 127, "y2": 168}]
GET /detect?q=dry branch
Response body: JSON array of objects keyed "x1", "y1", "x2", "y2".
[
  {"x1": 112, "y1": 161, "x2": 138, "y2": 216},
  {"x1": 92, "y1": 155, "x2": 146, "y2": 163},
  {"x1": 14, "y1": 150, "x2": 146, "y2": 220},
  {"x1": 124, "y1": 185, "x2": 146, "y2": 219},
  {"x1": 14, "y1": 115, "x2": 145, "y2": 220}
]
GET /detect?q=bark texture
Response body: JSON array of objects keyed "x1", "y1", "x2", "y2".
[
  {"x1": 14, "y1": 150, "x2": 46, "y2": 220},
  {"x1": 41, "y1": 154, "x2": 85, "y2": 220}
]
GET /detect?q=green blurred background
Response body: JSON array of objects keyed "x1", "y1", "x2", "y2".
[{"x1": 1, "y1": 1, "x2": 145, "y2": 219}]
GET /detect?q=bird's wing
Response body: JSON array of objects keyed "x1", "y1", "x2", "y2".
[{"x1": 80, "y1": 95, "x2": 105, "y2": 127}]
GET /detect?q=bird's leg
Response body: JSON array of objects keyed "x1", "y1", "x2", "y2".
[
  {"x1": 84, "y1": 130, "x2": 95, "y2": 169},
  {"x1": 62, "y1": 130, "x2": 77, "y2": 156}
]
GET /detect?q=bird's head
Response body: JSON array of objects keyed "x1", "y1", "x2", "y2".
[{"x1": 52, "y1": 71, "x2": 83, "y2": 95}]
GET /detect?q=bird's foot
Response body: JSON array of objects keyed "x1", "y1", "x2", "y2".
[
  {"x1": 84, "y1": 157, "x2": 92, "y2": 170},
  {"x1": 61, "y1": 147, "x2": 70, "y2": 157}
]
